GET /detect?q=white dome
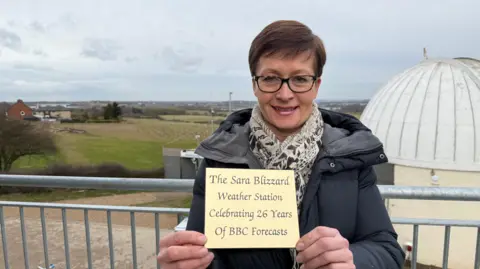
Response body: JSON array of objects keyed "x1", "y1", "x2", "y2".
[{"x1": 360, "y1": 57, "x2": 480, "y2": 172}]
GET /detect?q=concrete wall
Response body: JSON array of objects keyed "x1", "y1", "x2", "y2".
[
  {"x1": 163, "y1": 148, "x2": 182, "y2": 179},
  {"x1": 163, "y1": 148, "x2": 201, "y2": 179},
  {"x1": 389, "y1": 165, "x2": 480, "y2": 268}
]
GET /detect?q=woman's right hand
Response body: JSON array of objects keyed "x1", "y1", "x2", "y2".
[{"x1": 157, "y1": 231, "x2": 214, "y2": 269}]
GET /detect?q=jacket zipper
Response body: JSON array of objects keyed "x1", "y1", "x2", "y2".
[{"x1": 322, "y1": 144, "x2": 383, "y2": 159}]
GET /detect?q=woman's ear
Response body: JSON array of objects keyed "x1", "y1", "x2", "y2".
[
  {"x1": 252, "y1": 78, "x2": 259, "y2": 97},
  {"x1": 313, "y1": 77, "x2": 322, "y2": 93}
]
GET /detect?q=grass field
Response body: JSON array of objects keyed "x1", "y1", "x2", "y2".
[
  {"x1": 12, "y1": 111, "x2": 363, "y2": 171},
  {"x1": 160, "y1": 114, "x2": 225, "y2": 123},
  {"x1": 13, "y1": 118, "x2": 217, "y2": 170}
]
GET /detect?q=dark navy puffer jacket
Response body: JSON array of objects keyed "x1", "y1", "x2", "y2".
[{"x1": 186, "y1": 107, "x2": 405, "y2": 269}]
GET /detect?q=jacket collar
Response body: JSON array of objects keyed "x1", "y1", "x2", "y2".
[{"x1": 195, "y1": 106, "x2": 387, "y2": 173}]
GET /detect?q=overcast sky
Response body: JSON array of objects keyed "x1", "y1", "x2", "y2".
[{"x1": 0, "y1": 0, "x2": 479, "y2": 102}]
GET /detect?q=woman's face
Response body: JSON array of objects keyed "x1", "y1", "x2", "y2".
[{"x1": 253, "y1": 51, "x2": 321, "y2": 138}]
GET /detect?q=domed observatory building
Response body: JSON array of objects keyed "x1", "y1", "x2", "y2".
[{"x1": 360, "y1": 56, "x2": 480, "y2": 268}]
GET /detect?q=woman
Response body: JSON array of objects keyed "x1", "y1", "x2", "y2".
[{"x1": 157, "y1": 20, "x2": 405, "y2": 269}]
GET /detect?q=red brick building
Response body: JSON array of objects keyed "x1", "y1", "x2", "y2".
[{"x1": 5, "y1": 99, "x2": 34, "y2": 120}]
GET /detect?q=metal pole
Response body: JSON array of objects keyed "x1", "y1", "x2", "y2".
[
  {"x1": 474, "y1": 227, "x2": 480, "y2": 269},
  {"x1": 211, "y1": 108, "x2": 214, "y2": 134},
  {"x1": 229, "y1": 92, "x2": 233, "y2": 113}
]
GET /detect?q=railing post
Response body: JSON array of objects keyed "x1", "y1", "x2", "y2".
[
  {"x1": 84, "y1": 209, "x2": 93, "y2": 269},
  {"x1": 19, "y1": 207, "x2": 30, "y2": 269},
  {"x1": 155, "y1": 213, "x2": 160, "y2": 269},
  {"x1": 62, "y1": 208, "x2": 71, "y2": 269},
  {"x1": 475, "y1": 227, "x2": 480, "y2": 269},
  {"x1": 411, "y1": 225, "x2": 419, "y2": 269},
  {"x1": 107, "y1": 210, "x2": 115, "y2": 269},
  {"x1": 40, "y1": 208, "x2": 50, "y2": 269},
  {"x1": 442, "y1": 226, "x2": 450, "y2": 269},
  {"x1": 0, "y1": 207, "x2": 10, "y2": 269},
  {"x1": 130, "y1": 212, "x2": 137, "y2": 269}
]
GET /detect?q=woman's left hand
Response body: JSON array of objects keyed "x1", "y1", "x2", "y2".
[{"x1": 295, "y1": 226, "x2": 355, "y2": 269}]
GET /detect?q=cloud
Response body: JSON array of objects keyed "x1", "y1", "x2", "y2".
[
  {"x1": 124, "y1": 56, "x2": 137, "y2": 63},
  {"x1": 32, "y1": 48, "x2": 48, "y2": 57},
  {"x1": 12, "y1": 63, "x2": 54, "y2": 72},
  {"x1": 29, "y1": 21, "x2": 47, "y2": 34},
  {"x1": 57, "y1": 14, "x2": 76, "y2": 30},
  {"x1": 159, "y1": 43, "x2": 204, "y2": 73},
  {"x1": 0, "y1": 28, "x2": 22, "y2": 52},
  {"x1": 6, "y1": 20, "x2": 16, "y2": 28},
  {"x1": 81, "y1": 38, "x2": 122, "y2": 61},
  {"x1": 0, "y1": 0, "x2": 479, "y2": 101}
]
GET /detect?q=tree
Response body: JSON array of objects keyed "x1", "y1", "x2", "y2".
[
  {"x1": 112, "y1": 102, "x2": 122, "y2": 119},
  {"x1": 0, "y1": 116, "x2": 58, "y2": 172},
  {"x1": 103, "y1": 103, "x2": 113, "y2": 120},
  {"x1": 103, "y1": 102, "x2": 122, "y2": 120}
]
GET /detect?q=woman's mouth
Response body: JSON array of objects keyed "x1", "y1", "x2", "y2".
[{"x1": 271, "y1": 105, "x2": 299, "y2": 116}]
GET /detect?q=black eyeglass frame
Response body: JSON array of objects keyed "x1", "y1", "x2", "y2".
[{"x1": 252, "y1": 75, "x2": 319, "y2": 93}]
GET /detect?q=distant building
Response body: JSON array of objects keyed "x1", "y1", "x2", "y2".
[
  {"x1": 33, "y1": 107, "x2": 72, "y2": 120},
  {"x1": 5, "y1": 99, "x2": 34, "y2": 120},
  {"x1": 360, "y1": 57, "x2": 480, "y2": 268},
  {"x1": 0, "y1": 102, "x2": 10, "y2": 117}
]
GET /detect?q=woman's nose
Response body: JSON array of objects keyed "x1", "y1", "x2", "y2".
[{"x1": 275, "y1": 82, "x2": 295, "y2": 101}]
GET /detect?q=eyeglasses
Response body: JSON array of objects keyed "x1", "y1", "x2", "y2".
[{"x1": 252, "y1": 75, "x2": 318, "y2": 93}]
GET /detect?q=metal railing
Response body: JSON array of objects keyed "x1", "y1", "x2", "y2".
[
  {"x1": 0, "y1": 201, "x2": 188, "y2": 269},
  {"x1": 0, "y1": 174, "x2": 479, "y2": 269}
]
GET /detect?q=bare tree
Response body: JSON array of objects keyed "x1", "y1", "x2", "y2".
[{"x1": 0, "y1": 116, "x2": 57, "y2": 172}]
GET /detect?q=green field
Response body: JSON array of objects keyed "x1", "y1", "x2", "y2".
[
  {"x1": 12, "y1": 111, "x2": 363, "y2": 171},
  {"x1": 13, "y1": 118, "x2": 216, "y2": 170},
  {"x1": 160, "y1": 114, "x2": 225, "y2": 123}
]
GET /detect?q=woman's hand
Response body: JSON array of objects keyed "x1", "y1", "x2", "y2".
[
  {"x1": 157, "y1": 231, "x2": 214, "y2": 269},
  {"x1": 295, "y1": 226, "x2": 355, "y2": 269}
]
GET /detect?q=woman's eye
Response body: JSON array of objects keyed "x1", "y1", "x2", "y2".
[
  {"x1": 292, "y1": 76, "x2": 308, "y2": 83},
  {"x1": 262, "y1": 76, "x2": 278, "y2": 82}
]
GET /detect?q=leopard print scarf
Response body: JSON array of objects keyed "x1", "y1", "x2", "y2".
[{"x1": 248, "y1": 102, "x2": 324, "y2": 269}]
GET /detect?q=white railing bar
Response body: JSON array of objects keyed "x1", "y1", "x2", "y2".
[
  {"x1": 0, "y1": 201, "x2": 190, "y2": 214},
  {"x1": 1, "y1": 174, "x2": 480, "y2": 201}
]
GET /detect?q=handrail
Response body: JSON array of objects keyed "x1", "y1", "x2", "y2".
[
  {"x1": 0, "y1": 174, "x2": 194, "y2": 191},
  {"x1": 1, "y1": 174, "x2": 480, "y2": 201},
  {"x1": 0, "y1": 200, "x2": 190, "y2": 213}
]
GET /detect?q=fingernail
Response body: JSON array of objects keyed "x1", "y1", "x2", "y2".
[
  {"x1": 208, "y1": 252, "x2": 214, "y2": 259},
  {"x1": 199, "y1": 234, "x2": 207, "y2": 243},
  {"x1": 296, "y1": 243, "x2": 304, "y2": 251},
  {"x1": 296, "y1": 255, "x2": 303, "y2": 263},
  {"x1": 199, "y1": 248, "x2": 208, "y2": 255}
]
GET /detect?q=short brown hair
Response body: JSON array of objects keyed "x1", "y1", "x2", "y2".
[{"x1": 248, "y1": 20, "x2": 327, "y2": 77}]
